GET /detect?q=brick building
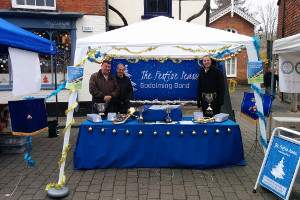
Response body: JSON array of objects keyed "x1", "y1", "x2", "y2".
[
  {"x1": 210, "y1": 5, "x2": 259, "y2": 85},
  {"x1": 277, "y1": 0, "x2": 300, "y2": 38}
]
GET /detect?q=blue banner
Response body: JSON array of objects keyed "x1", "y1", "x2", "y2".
[
  {"x1": 241, "y1": 92, "x2": 273, "y2": 120},
  {"x1": 111, "y1": 59, "x2": 224, "y2": 100},
  {"x1": 259, "y1": 136, "x2": 300, "y2": 199}
]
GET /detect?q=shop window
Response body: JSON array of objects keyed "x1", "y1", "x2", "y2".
[
  {"x1": 0, "y1": 29, "x2": 71, "y2": 90},
  {"x1": 142, "y1": 0, "x2": 172, "y2": 19},
  {"x1": 12, "y1": 0, "x2": 56, "y2": 10},
  {"x1": 0, "y1": 56, "x2": 10, "y2": 87},
  {"x1": 52, "y1": 31, "x2": 71, "y2": 85}
]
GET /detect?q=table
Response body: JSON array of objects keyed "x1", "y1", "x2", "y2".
[{"x1": 73, "y1": 117, "x2": 246, "y2": 169}]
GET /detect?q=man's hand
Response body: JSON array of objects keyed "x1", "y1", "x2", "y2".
[{"x1": 104, "y1": 95, "x2": 112, "y2": 102}]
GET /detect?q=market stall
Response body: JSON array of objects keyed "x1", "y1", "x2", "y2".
[{"x1": 72, "y1": 16, "x2": 263, "y2": 169}]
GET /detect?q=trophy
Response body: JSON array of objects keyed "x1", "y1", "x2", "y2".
[
  {"x1": 165, "y1": 106, "x2": 172, "y2": 123},
  {"x1": 96, "y1": 103, "x2": 107, "y2": 118},
  {"x1": 202, "y1": 93, "x2": 217, "y2": 118},
  {"x1": 138, "y1": 106, "x2": 145, "y2": 123}
]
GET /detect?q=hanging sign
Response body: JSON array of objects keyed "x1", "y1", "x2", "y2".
[
  {"x1": 258, "y1": 136, "x2": 300, "y2": 199},
  {"x1": 247, "y1": 61, "x2": 263, "y2": 84}
]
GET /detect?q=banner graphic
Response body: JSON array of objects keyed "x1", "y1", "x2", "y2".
[
  {"x1": 278, "y1": 52, "x2": 300, "y2": 93},
  {"x1": 111, "y1": 59, "x2": 207, "y2": 100}
]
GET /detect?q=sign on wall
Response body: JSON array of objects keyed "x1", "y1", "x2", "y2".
[{"x1": 111, "y1": 59, "x2": 204, "y2": 100}]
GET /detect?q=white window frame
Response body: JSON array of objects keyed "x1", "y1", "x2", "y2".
[
  {"x1": 225, "y1": 57, "x2": 237, "y2": 77},
  {"x1": 12, "y1": 0, "x2": 56, "y2": 10}
]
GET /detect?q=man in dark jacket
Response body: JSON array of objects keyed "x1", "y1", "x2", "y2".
[
  {"x1": 114, "y1": 63, "x2": 133, "y2": 114},
  {"x1": 89, "y1": 60, "x2": 119, "y2": 116},
  {"x1": 197, "y1": 55, "x2": 225, "y2": 117},
  {"x1": 264, "y1": 66, "x2": 278, "y2": 100}
]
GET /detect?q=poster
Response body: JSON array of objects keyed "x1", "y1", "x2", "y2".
[
  {"x1": 247, "y1": 61, "x2": 263, "y2": 84},
  {"x1": 66, "y1": 66, "x2": 84, "y2": 90}
]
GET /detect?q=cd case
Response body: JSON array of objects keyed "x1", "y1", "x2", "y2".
[
  {"x1": 87, "y1": 114, "x2": 102, "y2": 123},
  {"x1": 214, "y1": 113, "x2": 229, "y2": 122}
]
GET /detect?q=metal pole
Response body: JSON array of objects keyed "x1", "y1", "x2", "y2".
[
  {"x1": 179, "y1": 0, "x2": 182, "y2": 20},
  {"x1": 54, "y1": 55, "x2": 59, "y2": 135}
]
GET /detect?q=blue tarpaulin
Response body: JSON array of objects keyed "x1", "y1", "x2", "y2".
[{"x1": 0, "y1": 18, "x2": 56, "y2": 55}]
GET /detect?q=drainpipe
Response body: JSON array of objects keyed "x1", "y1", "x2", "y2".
[
  {"x1": 280, "y1": 0, "x2": 286, "y2": 102},
  {"x1": 206, "y1": 0, "x2": 210, "y2": 27},
  {"x1": 106, "y1": 0, "x2": 109, "y2": 31},
  {"x1": 281, "y1": 0, "x2": 286, "y2": 38}
]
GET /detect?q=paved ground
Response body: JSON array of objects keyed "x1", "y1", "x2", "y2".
[{"x1": 1, "y1": 85, "x2": 300, "y2": 200}]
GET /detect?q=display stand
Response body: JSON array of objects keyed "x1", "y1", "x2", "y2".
[
  {"x1": 248, "y1": 122, "x2": 263, "y2": 156},
  {"x1": 253, "y1": 127, "x2": 300, "y2": 200}
]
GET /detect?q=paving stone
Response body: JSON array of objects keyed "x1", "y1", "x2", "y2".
[
  {"x1": 86, "y1": 192, "x2": 100, "y2": 200},
  {"x1": 147, "y1": 189, "x2": 160, "y2": 199},
  {"x1": 0, "y1": 87, "x2": 296, "y2": 200}
]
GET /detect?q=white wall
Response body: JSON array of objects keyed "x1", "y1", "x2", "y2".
[
  {"x1": 76, "y1": 15, "x2": 106, "y2": 102},
  {"x1": 76, "y1": 15, "x2": 106, "y2": 39},
  {"x1": 173, "y1": 1, "x2": 206, "y2": 25},
  {"x1": 109, "y1": 0, "x2": 206, "y2": 26}
]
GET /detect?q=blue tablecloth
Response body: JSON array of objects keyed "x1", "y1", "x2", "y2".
[
  {"x1": 142, "y1": 105, "x2": 182, "y2": 122},
  {"x1": 73, "y1": 117, "x2": 246, "y2": 169}
]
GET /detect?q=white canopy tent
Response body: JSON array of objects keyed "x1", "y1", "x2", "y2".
[
  {"x1": 74, "y1": 16, "x2": 258, "y2": 63},
  {"x1": 273, "y1": 33, "x2": 300, "y2": 93},
  {"x1": 73, "y1": 16, "x2": 268, "y2": 152},
  {"x1": 273, "y1": 33, "x2": 300, "y2": 54}
]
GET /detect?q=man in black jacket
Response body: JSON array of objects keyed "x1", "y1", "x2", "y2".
[
  {"x1": 114, "y1": 63, "x2": 133, "y2": 114},
  {"x1": 197, "y1": 55, "x2": 225, "y2": 117},
  {"x1": 264, "y1": 66, "x2": 278, "y2": 100}
]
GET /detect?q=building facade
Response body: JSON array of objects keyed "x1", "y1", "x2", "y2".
[
  {"x1": 210, "y1": 5, "x2": 259, "y2": 85},
  {"x1": 0, "y1": 0, "x2": 207, "y2": 115},
  {"x1": 276, "y1": 0, "x2": 300, "y2": 39}
]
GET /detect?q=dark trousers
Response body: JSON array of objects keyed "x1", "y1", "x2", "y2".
[{"x1": 115, "y1": 102, "x2": 130, "y2": 114}]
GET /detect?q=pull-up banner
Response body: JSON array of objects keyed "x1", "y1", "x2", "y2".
[{"x1": 111, "y1": 59, "x2": 204, "y2": 100}]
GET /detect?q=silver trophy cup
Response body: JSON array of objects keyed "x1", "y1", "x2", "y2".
[
  {"x1": 96, "y1": 103, "x2": 107, "y2": 117},
  {"x1": 202, "y1": 93, "x2": 217, "y2": 117},
  {"x1": 165, "y1": 107, "x2": 172, "y2": 123},
  {"x1": 138, "y1": 106, "x2": 145, "y2": 123}
]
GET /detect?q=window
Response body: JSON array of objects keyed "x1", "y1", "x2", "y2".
[
  {"x1": 225, "y1": 28, "x2": 238, "y2": 34},
  {"x1": 12, "y1": 0, "x2": 56, "y2": 10},
  {"x1": 142, "y1": 0, "x2": 172, "y2": 19},
  {"x1": 225, "y1": 57, "x2": 237, "y2": 77},
  {"x1": 0, "y1": 56, "x2": 10, "y2": 88},
  {"x1": 52, "y1": 31, "x2": 71, "y2": 85}
]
